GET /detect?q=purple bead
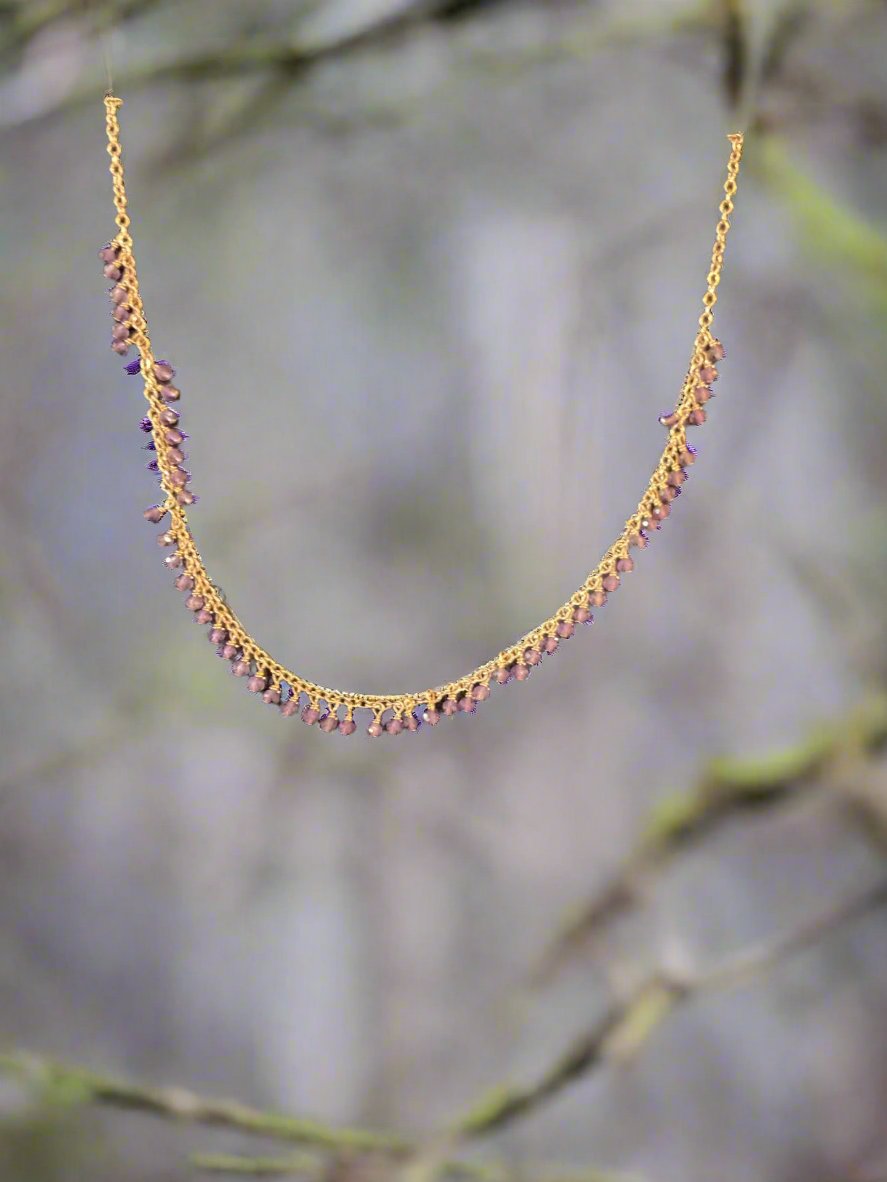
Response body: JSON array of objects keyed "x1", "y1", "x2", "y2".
[
  {"x1": 125, "y1": 359, "x2": 142, "y2": 375},
  {"x1": 139, "y1": 417, "x2": 152, "y2": 433},
  {"x1": 146, "y1": 459, "x2": 159, "y2": 472}
]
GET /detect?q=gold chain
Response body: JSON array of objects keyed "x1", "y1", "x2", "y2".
[{"x1": 103, "y1": 95, "x2": 743, "y2": 731}]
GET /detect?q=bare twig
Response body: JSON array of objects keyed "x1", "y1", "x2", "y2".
[
  {"x1": 452, "y1": 878, "x2": 887, "y2": 1139},
  {"x1": 528, "y1": 695, "x2": 887, "y2": 986}
]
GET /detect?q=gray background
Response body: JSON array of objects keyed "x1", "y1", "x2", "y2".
[{"x1": 1, "y1": 2, "x2": 886, "y2": 1180}]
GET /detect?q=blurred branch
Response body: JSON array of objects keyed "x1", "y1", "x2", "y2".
[
  {"x1": 3, "y1": 1, "x2": 718, "y2": 132},
  {"x1": 192, "y1": 1151, "x2": 636, "y2": 1182},
  {"x1": 0, "y1": 0, "x2": 171, "y2": 61},
  {"x1": 0, "y1": 1053, "x2": 632, "y2": 1182},
  {"x1": 451, "y1": 877, "x2": 887, "y2": 1140},
  {"x1": 0, "y1": 1053, "x2": 407, "y2": 1153},
  {"x1": 528, "y1": 695, "x2": 887, "y2": 987},
  {"x1": 719, "y1": 0, "x2": 747, "y2": 111}
]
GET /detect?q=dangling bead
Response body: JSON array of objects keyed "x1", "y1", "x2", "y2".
[
  {"x1": 513, "y1": 663, "x2": 530, "y2": 681},
  {"x1": 143, "y1": 505, "x2": 166, "y2": 523},
  {"x1": 523, "y1": 647, "x2": 542, "y2": 666},
  {"x1": 279, "y1": 695, "x2": 300, "y2": 717},
  {"x1": 659, "y1": 411, "x2": 680, "y2": 428},
  {"x1": 422, "y1": 706, "x2": 440, "y2": 725},
  {"x1": 154, "y1": 361, "x2": 176, "y2": 383},
  {"x1": 458, "y1": 696, "x2": 476, "y2": 714},
  {"x1": 301, "y1": 705, "x2": 321, "y2": 725},
  {"x1": 542, "y1": 635, "x2": 559, "y2": 654},
  {"x1": 262, "y1": 686, "x2": 281, "y2": 706},
  {"x1": 695, "y1": 385, "x2": 712, "y2": 404},
  {"x1": 698, "y1": 365, "x2": 717, "y2": 384},
  {"x1": 320, "y1": 713, "x2": 340, "y2": 733},
  {"x1": 339, "y1": 718, "x2": 357, "y2": 735},
  {"x1": 174, "y1": 573, "x2": 194, "y2": 591},
  {"x1": 602, "y1": 573, "x2": 620, "y2": 592},
  {"x1": 616, "y1": 556, "x2": 634, "y2": 573},
  {"x1": 99, "y1": 244, "x2": 119, "y2": 264},
  {"x1": 195, "y1": 608, "x2": 213, "y2": 625},
  {"x1": 232, "y1": 659, "x2": 251, "y2": 678},
  {"x1": 708, "y1": 339, "x2": 726, "y2": 361},
  {"x1": 386, "y1": 716, "x2": 404, "y2": 733},
  {"x1": 367, "y1": 720, "x2": 384, "y2": 737},
  {"x1": 125, "y1": 357, "x2": 141, "y2": 375},
  {"x1": 163, "y1": 552, "x2": 183, "y2": 568},
  {"x1": 160, "y1": 408, "x2": 180, "y2": 427},
  {"x1": 209, "y1": 627, "x2": 227, "y2": 645},
  {"x1": 247, "y1": 675, "x2": 267, "y2": 694},
  {"x1": 471, "y1": 683, "x2": 491, "y2": 701},
  {"x1": 588, "y1": 589, "x2": 608, "y2": 607},
  {"x1": 185, "y1": 594, "x2": 204, "y2": 611},
  {"x1": 441, "y1": 698, "x2": 459, "y2": 716},
  {"x1": 159, "y1": 385, "x2": 181, "y2": 403},
  {"x1": 687, "y1": 407, "x2": 706, "y2": 426}
]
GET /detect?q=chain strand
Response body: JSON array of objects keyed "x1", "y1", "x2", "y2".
[{"x1": 104, "y1": 96, "x2": 743, "y2": 723}]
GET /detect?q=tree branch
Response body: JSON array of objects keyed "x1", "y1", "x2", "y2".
[
  {"x1": 0, "y1": 1053, "x2": 407, "y2": 1154},
  {"x1": 527, "y1": 695, "x2": 887, "y2": 986},
  {"x1": 452, "y1": 877, "x2": 887, "y2": 1139}
]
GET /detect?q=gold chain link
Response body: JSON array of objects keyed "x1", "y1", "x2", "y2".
[{"x1": 104, "y1": 96, "x2": 743, "y2": 724}]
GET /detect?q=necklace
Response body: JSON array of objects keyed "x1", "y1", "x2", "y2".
[{"x1": 100, "y1": 95, "x2": 744, "y2": 737}]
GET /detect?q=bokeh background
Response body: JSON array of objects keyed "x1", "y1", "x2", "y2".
[{"x1": 1, "y1": 2, "x2": 886, "y2": 1181}]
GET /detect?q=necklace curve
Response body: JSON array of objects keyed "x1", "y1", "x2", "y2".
[{"x1": 100, "y1": 94, "x2": 744, "y2": 737}]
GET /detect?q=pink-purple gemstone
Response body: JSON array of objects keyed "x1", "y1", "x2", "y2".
[
  {"x1": 339, "y1": 718, "x2": 357, "y2": 735},
  {"x1": 262, "y1": 686, "x2": 281, "y2": 705},
  {"x1": 301, "y1": 706, "x2": 321, "y2": 725},
  {"x1": 320, "y1": 714, "x2": 339, "y2": 733},
  {"x1": 470, "y1": 683, "x2": 491, "y2": 701},
  {"x1": 556, "y1": 620, "x2": 575, "y2": 639},
  {"x1": 386, "y1": 717, "x2": 404, "y2": 734},
  {"x1": 573, "y1": 605, "x2": 592, "y2": 624},
  {"x1": 422, "y1": 707, "x2": 440, "y2": 725},
  {"x1": 602, "y1": 573, "x2": 620, "y2": 593},
  {"x1": 232, "y1": 659, "x2": 251, "y2": 677},
  {"x1": 367, "y1": 721, "x2": 384, "y2": 737},
  {"x1": 616, "y1": 556, "x2": 634, "y2": 573}
]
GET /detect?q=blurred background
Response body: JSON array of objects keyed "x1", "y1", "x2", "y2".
[{"x1": 1, "y1": 2, "x2": 886, "y2": 1180}]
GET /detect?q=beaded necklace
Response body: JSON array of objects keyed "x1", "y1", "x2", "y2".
[{"x1": 100, "y1": 94, "x2": 744, "y2": 737}]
